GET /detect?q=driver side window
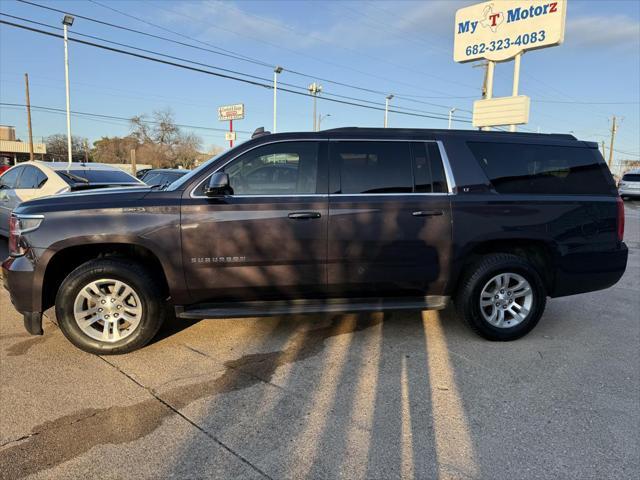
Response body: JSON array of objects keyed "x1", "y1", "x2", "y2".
[{"x1": 223, "y1": 142, "x2": 321, "y2": 195}]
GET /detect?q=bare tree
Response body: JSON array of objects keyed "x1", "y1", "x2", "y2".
[
  {"x1": 129, "y1": 109, "x2": 202, "y2": 168},
  {"x1": 45, "y1": 134, "x2": 88, "y2": 162}
]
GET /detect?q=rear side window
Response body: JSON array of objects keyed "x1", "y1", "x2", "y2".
[
  {"x1": 0, "y1": 166, "x2": 22, "y2": 189},
  {"x1": 332, "y1": 141, "x2": 413, "y2": 194},
  {"x1": 17, "y1": 166, "x2": 47, "y2": 189},
  {"x1": 468, "y1": 142, "x2": 615, "y2": 195},
  {"x1": 622, "y1": 173, "x2": 640, "y2": 181}
]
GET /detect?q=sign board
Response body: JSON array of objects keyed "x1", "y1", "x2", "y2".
[
  {"x1": 473, "y1": 95, "x2": 530, "y2": 127},
  {"x1": 454, "y1": 1, "x2": 567, "y2": 63},
  {"x1": 218, "y1": 104, "x2": 245, "y2": 121},
  {"x1": 225, "y1": 131, "x2": 237, "y2": 142}
]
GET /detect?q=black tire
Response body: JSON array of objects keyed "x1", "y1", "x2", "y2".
[
  {"x1": 455, "y1": 253, "x2": 547, "y2": 341},
  {"x1": 55, "y1": 258, "x2": 167, "y2": 354}
]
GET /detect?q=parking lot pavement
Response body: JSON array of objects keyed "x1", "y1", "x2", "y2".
[{"x1": 0, "y1": 203, "x2": 638, "y2": 480}]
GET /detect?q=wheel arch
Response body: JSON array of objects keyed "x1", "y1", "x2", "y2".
[
  {"x1": 449, "y1": 238, "x2": 558, "y2": 295},
  {"x1": 41, "y1": 241, "x2": 171, "y2": 313}
]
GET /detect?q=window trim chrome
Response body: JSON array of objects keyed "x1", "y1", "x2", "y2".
[{"x1": 189, "y1": 138, "x2": 457, "y2": 198}]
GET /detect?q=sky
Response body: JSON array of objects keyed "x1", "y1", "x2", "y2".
[{"x1": 0, "y1": 0, "x2": 639, "y2": 168}]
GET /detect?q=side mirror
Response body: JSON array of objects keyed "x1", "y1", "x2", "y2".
[{"x1": 204, "y1": 172, "x2": 232, "y2": 197}]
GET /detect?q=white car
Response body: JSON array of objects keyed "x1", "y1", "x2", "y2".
[
  {"x1": 619, "y1": 168, "x2": 640, "y2": 200},
  {"x1": 0, "y1": 161, "x2": 144, "y2": 236}
]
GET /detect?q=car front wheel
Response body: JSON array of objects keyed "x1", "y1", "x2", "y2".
[
  {"x1": 55, "y1": 258, "x2": 167, "y2": 354},
  {"x1": 455, "y1": 254, "x2": 547, "y2": 341}
]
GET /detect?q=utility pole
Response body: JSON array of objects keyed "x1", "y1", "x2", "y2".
[
  {"x1": 608, "y1": 116, "x2": 617, "y2": 169},
  {"x1": 384, "y1": 94, "x2": 393, "y2": 128},
  {"x1": 130, "y1": 149, "x2": 137, "y2": 177},
  {"x1": 601, "y1": 141, "x2": 606, "y2": 159},
  {"x1": 83, "y1": 139, "x2": 89, "y2": 164},
  {"x1": 308, "y1": 82, "x2": 322, "y2": 131},
  {"x1": 273, "y1": 66, "x2": 283, "y2": 133},
  {"x1": 24, "y1": 73, "x2": 34, "y2": 162},
  {"x1": 62, "y1": 14, "x2": 75, "y2": 166}
]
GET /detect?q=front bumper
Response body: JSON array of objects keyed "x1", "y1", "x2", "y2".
[{"x1": 2, "y1": 250, "x2": 46, "y2": 335}]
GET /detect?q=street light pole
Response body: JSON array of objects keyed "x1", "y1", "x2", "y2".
[
  {"x1": 384, "y1": 94, "x2": 393, "y2": 128},
  {"x1": 273, "y1": 66, "x2": 283, "y2": 133},
  {"x1": 448, "y1": 108, "x2": 457, "y2": 129},
  {"x1": 318, "y1": 113, "x2": 331, "y2": 130},
  {"x1": 308, "y1": 82, "x2": 322, "y2": 131},
  {"x1": 62, "y1": 15, "x2": 74, "y2": 166}
]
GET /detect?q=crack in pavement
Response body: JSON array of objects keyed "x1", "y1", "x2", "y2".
[{"x1": 0, "y1": 314, "x2": 381, "y2": 479}]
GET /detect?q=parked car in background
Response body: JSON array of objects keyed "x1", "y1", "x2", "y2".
[
  {"x1": 0, "y1": 158, "x2": 11, "y2": 175},
  {"x1": 619, "y1": 169, "x2": 640, "y2": 200},
  {"x1": 0, "y1": 162, "x2": 144, "y2": 236},
  {"x1": 139, "y1": 168, "x2": 188, "y2": 189},
  {"x1": 2, "y1": 128, "x2": 628, "y2": 354}
]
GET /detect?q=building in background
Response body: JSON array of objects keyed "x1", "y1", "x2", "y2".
[{"x1": 0, "y1": 125, "x2": 46, "y2": 166}]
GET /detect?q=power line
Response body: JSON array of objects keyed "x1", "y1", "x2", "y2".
[
  {"x1": 0, "y1": 18, "x2": 470, "y2": 124},
  {"x1": 16, "y1": 0, "x2": 272, "y2": 68},
  {"x1": 0, "y1": 102, "x2": 254, "y2": 134},
  {"x1": 93, "y1": 0, "x2": 477, "y2": 101},
  {"x1": 16, "y1": 0, "x2": 473, "y2": 104},
  {"x1": 0, "y1": 13, "x2": 471, "y2": 122}
]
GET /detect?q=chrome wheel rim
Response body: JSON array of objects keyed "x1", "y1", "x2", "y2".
[
  {"x1": 479, "y1": 272, "x2": 533, "y2": 328},
  {"x1": 73, "y1": 278, "x2": 143, "y2": 343}
]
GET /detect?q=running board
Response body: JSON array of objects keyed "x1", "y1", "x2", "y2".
[{"x1": 176, "y1": 296, "x2": 449, "y2": 320}]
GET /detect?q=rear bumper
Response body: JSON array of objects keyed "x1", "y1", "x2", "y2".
[
  {"x1": 550, "y1": 243, "x2": 629, "y2": 297},
  {"x1": 619, "y1": 189, "x2": 640, "y2": 198}
]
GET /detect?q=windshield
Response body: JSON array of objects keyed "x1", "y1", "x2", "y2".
[
  {"x1": 622, "y1": 173, "x2": 640, "y2": 182},
  {"x1": 166, "y1": 149, "x2": 231, "y2": 191}
]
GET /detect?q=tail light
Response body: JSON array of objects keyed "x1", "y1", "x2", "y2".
[
  {"x1": 616, "y1": 196, "x2": 625, "y2": 242},
  {"x1": 8, "y1": 214, "x2": 43, "y2": 257}
]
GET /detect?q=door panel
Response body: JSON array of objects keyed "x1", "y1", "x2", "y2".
[
  {"x1": 327, "y1": 140, "x2": 452, "y2": 297},
  {"x1": 181, "y1": 140, "x2": 328, "y2": 304},
  {"x1": 328, "y1": 195, "x2": 451, "y2": 297}
]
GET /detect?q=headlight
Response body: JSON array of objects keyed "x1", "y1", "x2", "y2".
[{"x1": 9, "y1": 214, "x2": 44, "y2": 256}]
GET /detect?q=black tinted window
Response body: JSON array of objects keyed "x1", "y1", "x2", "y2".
[
  {"x1": 17, "y1": 166, "x2": 47, "y2": 189},
  {"x1": 468, "y1": 142, "x2": 615, "y2": 195},
  {"x1": 223, "y1": 142, "x2": 320, "y2": 195},
  {"x1": 333, "y1": 141, "x2": 413, "y2": 194},
  {"x1": 412, "y1": 142, "x2": 447, "y2": 193},
  {"x1": 0, "y1": 166, "x2": 22, "y2": 189},
  {"x1": 57, "y1": 169, "x2": 138, "y2": 185},
  {"x1": 622, "y1": 173, "x2": 640, "y2": 181}
]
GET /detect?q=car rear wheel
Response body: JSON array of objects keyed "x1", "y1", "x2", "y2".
[
  {"x1": 56, "y1": 258, "x2": 167, "y2": 354},
  {"x1": 455, "y1": 254, "x2": 547, "y2": 341}
]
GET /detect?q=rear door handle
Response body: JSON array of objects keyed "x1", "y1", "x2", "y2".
[
  {"x1": 412, "y1": 210, "x2": 444, "y2": 217},
  {"x1": 288, "y1": 211, "x2": 321, "y2": 219}
]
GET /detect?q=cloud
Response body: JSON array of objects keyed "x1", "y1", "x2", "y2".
[
  {"x1": 159, "y1": 0, "x2": 463, "y2": 52},
  {"x1": 566, "y1": 15, "x2": 640, "y2": 49}
]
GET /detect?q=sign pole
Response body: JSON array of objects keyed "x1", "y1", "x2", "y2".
[
  {"x1": 229, "y1": 119, "x2": 234, "y2": 148},
  {"x1": 510, "y1": 53, "x2": 522, "y2": 132},
  {"x1": 482, "y1": 61, "x2": 495, "y2": 131}
]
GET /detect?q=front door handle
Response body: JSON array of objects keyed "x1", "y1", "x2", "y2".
[
  {"x1": 412, "y1": 210, "x2": 444, "y2": 217},
  {"x1": 288, "y1": 211, "x2": 321, "y2": 219}
]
